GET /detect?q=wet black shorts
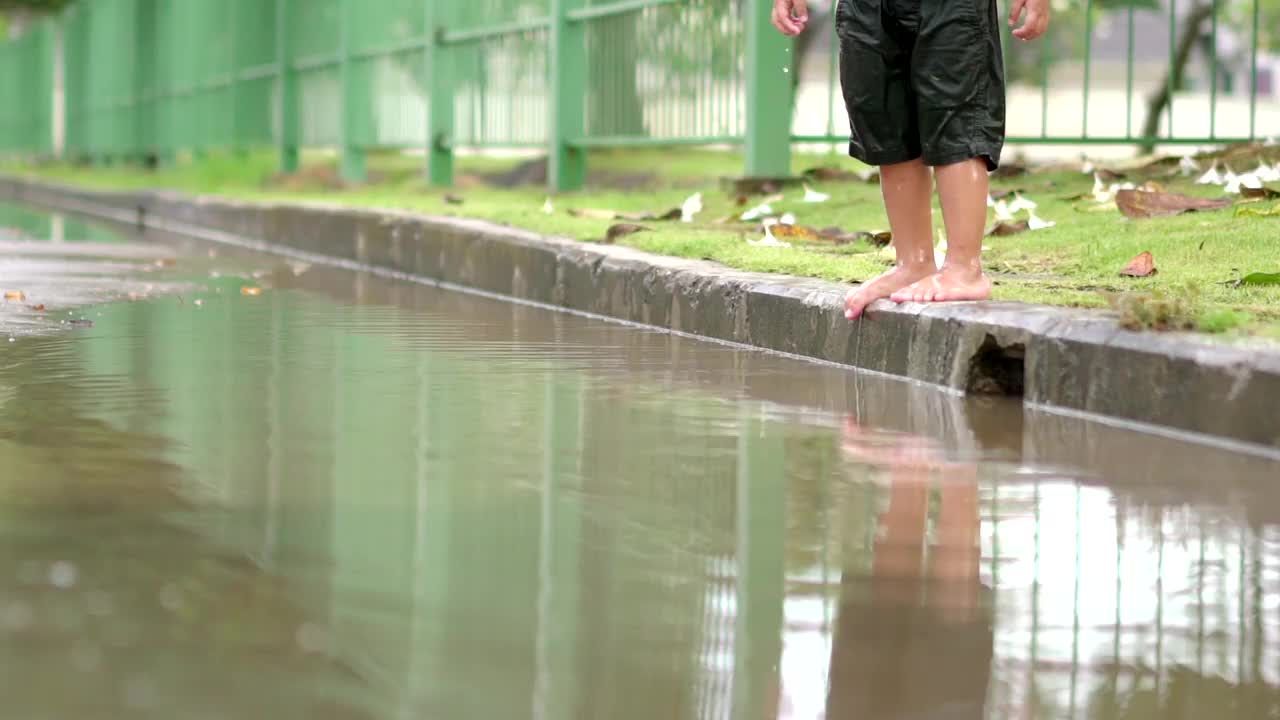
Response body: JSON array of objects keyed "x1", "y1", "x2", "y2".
[{"x1": 836, "y1": 0, "x2": 1006, "y2": 171}]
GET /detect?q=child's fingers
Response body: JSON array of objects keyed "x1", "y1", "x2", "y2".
[
  {"x1": 1013, "y1": 9, "x2": 1047, "y2": 39},
  {"x1": 791, "y1": 0, "x2": 811, "y2": 23},
  {"x1": 1008, "y1": 0, "x2": 1027, "y2": 27},
  {"x1": 772, "y1": 6, "x2": 800, "y2": 34}
]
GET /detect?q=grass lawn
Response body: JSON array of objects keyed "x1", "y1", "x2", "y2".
[{"x1": 5, "y1": 146, "x2": 1280, "y2": 337}]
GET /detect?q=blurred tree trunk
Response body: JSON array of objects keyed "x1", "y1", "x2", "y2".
[{"x1": 1140, "y1": 2, "x2": 1212, "y2": 154}]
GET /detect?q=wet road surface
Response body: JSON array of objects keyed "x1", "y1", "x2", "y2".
[{"x1": 1, "y1": 203, "x2": 1279, "y2": 719}]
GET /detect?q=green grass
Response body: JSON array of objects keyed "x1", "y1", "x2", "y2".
[{"x1": 6, "y1": 146, "x2": 1280, "y2": 337}]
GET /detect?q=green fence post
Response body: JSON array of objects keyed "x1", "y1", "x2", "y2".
[
  {"x1": 744, "y1": 0, "x2": 794, "y2": 178},
  {"x1": 549, "y1": 0, "x2": 587, "y2": 192},
  {"x1": 339, "y1": 0, "x2": 367, "y2": 183},
  {"x1": 426, "y1": 2, "x2": 453, "y2": 187},
  {"x1": 276, "y1": 0, "x2": 299, "y2": 172}
]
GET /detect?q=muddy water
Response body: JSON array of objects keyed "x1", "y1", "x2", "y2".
[{"x1": 0, "y1": 204, "x2": 1279, "y2": 720}]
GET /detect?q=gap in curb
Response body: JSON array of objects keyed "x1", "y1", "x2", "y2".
[{"x1": 966, "y1": 334, "x2": 1026, "y2": 397}]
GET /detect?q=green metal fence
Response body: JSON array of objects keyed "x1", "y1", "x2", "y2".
[
  {"x1": 0, "y1": 0, "x2": 1274, "y2": 189},
  {"x1": 0, "y1": 21, "x2": 54, "y2": 159}
]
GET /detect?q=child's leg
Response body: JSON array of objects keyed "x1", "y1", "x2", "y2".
[
  {"x1": 843, "y1": 158, "x2": 937, "y2": 319},
  {"x1": 891, "y1": 158, "x2": 992, "y2": 303}
]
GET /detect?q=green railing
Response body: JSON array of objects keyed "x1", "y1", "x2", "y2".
[
  {"x1": 0, "y1": 0, "x2": 1274, "y2": 189},
  {"x1": 0, "y1": 21, "x2": 54, "y2": 159}
]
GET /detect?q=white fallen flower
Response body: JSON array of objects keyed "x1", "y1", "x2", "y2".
[
  {"x1": 1028, "y1": 211, "x2": 1056, "y2": 230},
  {"x1": 802, "y1": 184, "x2": 830, "y2": 203},
  {"x1": 1239, "y1": 171, "x2": 1263, "y2": 190},
  {"x1": 1255, "y1": 161, "x2": 1280, "y2": 183},
  {"x1": 992, "y1": 199, "x2": 1015, "y2": 221},
  {"x1": 740, "y1": 203, "x2": 773, "y2": 221},
  {"x1": 1179, "y1": 155, "x2": 1201, "y2": 175},
  {"x1": 680, "y1": 192, "x2": 703, "y2": 223},
  {"x1": 1224, "y1": 176, "x2": 1242, "y2": 194},
  {"x1": 986, "y1": 194, "x2": 996, "y2": 207},
  {"x1": 542, "y1": 197, "x2": 554, "y2": 215},
  {"x1": 1091, "y1": 174, "x2": 1113, "y2": 203},
  {"x1": 779, "y1": 212, "x2": 797, "y2": 225},
  {"x1": 1196, "y1": 163, "x2": 1223, "y2": 185},
  {"x1": 1222, "y1": 165, "x2": 1239, "y2": 186},
  {"x1": 1008, "y1": 192, "x2": 1037, "y2": 213},
  {"x1": 1081, "y1": 154, "x2": 1094, "y2": 174},
  {"x1": 749, "y1": 218, "x2": 790, "y2": 248}
]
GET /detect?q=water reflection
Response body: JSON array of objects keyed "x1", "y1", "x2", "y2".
[{"x1": 0, "y1": 211, "x2": 1278, "y2": 718}]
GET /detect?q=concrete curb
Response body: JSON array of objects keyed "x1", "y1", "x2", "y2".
[{"x1": 3, "y1": 176, "x2": 1279, "y2": 451}]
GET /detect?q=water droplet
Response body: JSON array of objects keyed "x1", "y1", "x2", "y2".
[
  {"x1": 49, "y1": 561, "x2": 78, "y2": 590},
  {"x1": 7, "y1": 338, "x2": 13, "y2": 343},
  {"x1": 782, "y1": 67, "x2": 789, "y2": 73}
]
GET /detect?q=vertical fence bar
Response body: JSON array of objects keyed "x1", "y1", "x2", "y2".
[
  {"x1": 339, "y1": 0, "x2": 366, "y2": 183},
  {"x1": 1167, "y1": 0, "x2": 1176, "y2": 138},
  {"x1": 426, "y1": 3, "x2": 453, "y2": 187},
  {"x1": 276, "y1": 0, "x2": 299, "y2": 172},
  {"x1": 1249, "y1": 0, "x2": 1259, "y2": 139},
  {"x1": 1082, "y1": 0, "x2": 1092, "y2": 137},
  {"x1": 550, "y1": 0, "x2": 587, "y2": 192},
  {"x1": 1125, "y1": 5, "x2": 1134, "y2": 139},
  {"x1": 1209, "y1": 0, "x2": 1217, "y2": 139},
  {"x1": 1040, "y1": 37, "x2": 1050, "y2": 138},
  {"x1": 745, "y1": 0, "x2": 793, "y2": 178}
]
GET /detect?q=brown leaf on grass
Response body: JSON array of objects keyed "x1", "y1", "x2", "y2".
[
  {"x1": 3, "y1": 290, "x2": 25, "y2": 301},
  {"x1": 443, "y1": 193, "x2": 465, "y2": 205},
  {"x1": 655, "y1": 207, "x2": 683, "y2": 221},
  {"x1": 734, "y1": 194, "x2": 750, "y2": 206},
  {"x1": 770, "y1": 224, "x2": 822, "y2": 241},
  {"x1": 1115, "y1": 189, "x2": 1231, "y2": 218},
  {"x1": 1236, "y1": 204, "x2": 1280, "y2": 217},
  {"x1": 603, "y1": 224, "x2": 651, "y2": 244},
  {"x1": 855, "y1": 231, "x2": 893, "y2": 247},
  {"x1": 986, "y1": 220, "x2": 1030, "y2": 237},
  {"x1": 1120, "y1": 251, "x2": 1157, "y2": 278},
  {"x1": 1096, "y1": 168, "x2": 1127, "y2": 181},
  {"x1": 240, "y1": 286, "x2": 264, "y2": 296},
  {"x1": 569, "y1": 208, "x2": 653, "y2": 221},
  {"x1": 27, "y1": 304, "x2": 45, "y2": 312},
  {"x1": 1240, "y1": 186, "x2": 1280, "y2": 201}
]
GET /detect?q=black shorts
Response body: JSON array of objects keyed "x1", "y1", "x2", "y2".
[{"x1": 836, "y1": 0, "x2": 1006, "y2": 171}]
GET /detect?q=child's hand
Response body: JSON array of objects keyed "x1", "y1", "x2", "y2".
[
  {"x1": 771, "y1": 0, "x2": 809, "y2": 36},
  {"x1": 1009, "y1": 0, "x2": 1049, "y2": 40}
]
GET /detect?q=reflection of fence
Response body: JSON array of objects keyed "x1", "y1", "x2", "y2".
[{"x1": 0, "y1": 0, "x2": 1275, "y2": 186}]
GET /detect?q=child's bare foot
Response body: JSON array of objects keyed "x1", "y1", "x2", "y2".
[
  {"x1": 845, "y1": 263, "x2": 937, "y2": 320},
  {"x1": 890, "y1": 265, "x2": 992, "y2": 304}
]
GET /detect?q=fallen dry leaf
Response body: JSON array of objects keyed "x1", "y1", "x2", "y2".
[
  {"x1": 986, "y1": 220, "x2": 1030, "y2": 237},
  {"x1": 1137, "y1": 180, "x2": 1165, "y2": 193},
  {"x1": 153, "y1": 258, "x2": 177, "y2": 268},
  {"x1": 770, "y1": 224, "x2": 822, "y2": 241},
  {"x1": 1115, "y1": 190, "x2": 1232, "y2": 219},
  {"x1": 3, "y1": 290, "x2": 25, "y2": 301},
  {"x1": 856, "y1": 231, "x2": 893, "y2": 248},
  {"x1": 240, "y1": 286, "x2": 263, "y2": 296},
  {"x1": 1120, "y1": 251, "x2": 1158, "y2": 278},
  {"x1": 603, "y1": 223, "x2": 651, "y2": 244},
  {"x1": 1096, "y1": 168, "x2": 1127, "y2": 181},
  {"x1": 1240, "y1": 186, "x2": 1280, "y2": 201},
  {"x1": 443, "y1": 193, "x2": 465, "y2": 205},
  {"x1": 27, "y1": 304, "x2": 45, "y2": 312}
]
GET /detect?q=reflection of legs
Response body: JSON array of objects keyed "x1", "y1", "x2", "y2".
[
  {"x1": 930, "y1": 470, "x2": 982, "y2": 623},
  {"x1": 872, "y1": 465, "x2": 930, "y2": 604}
]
